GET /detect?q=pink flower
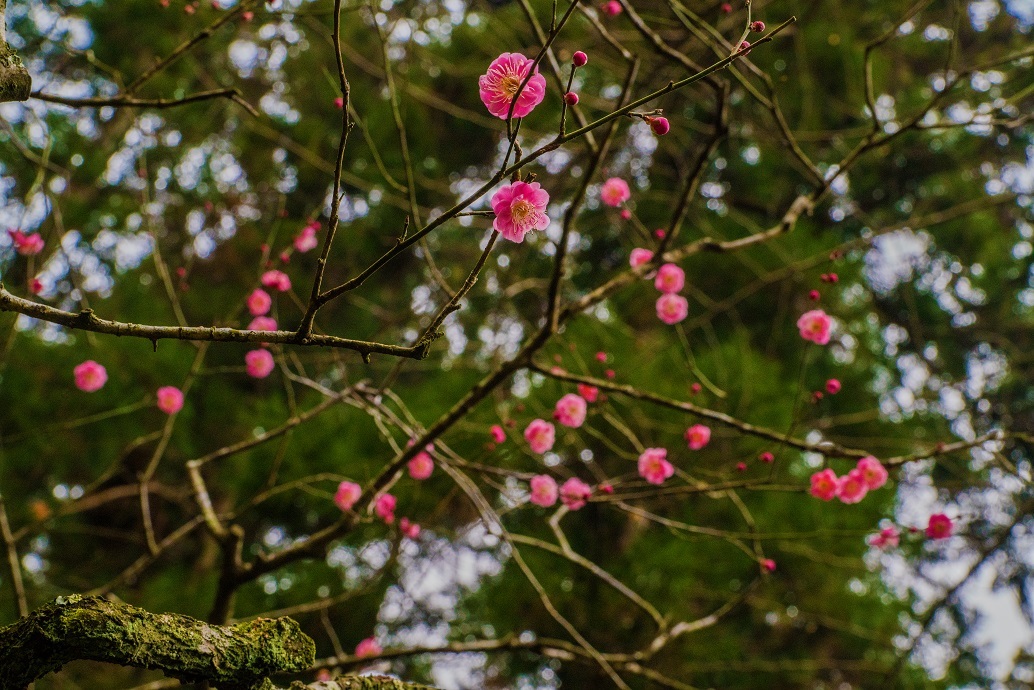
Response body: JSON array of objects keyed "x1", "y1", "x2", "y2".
[
  {"x1": 529, "y1": 475, "x2": 559, "y2": 507},
  {"x1": 553, "y1": 393, "x2": 587, "y2": 428},
  {"x1": 684, "y1": 424, "x2": 711, "y2": 450},
  {"x1": 247, "y1": 289, "x2": 272, "y2": 316},
  {"x1": 654, "y1": 264, "x2": 685, "y2": 294},
  {"x1": 490, "y1": 424, "x2": 507, "y2": 443},
  {"x1": 294, "y1": 225, "x2": 319, "y2": 253},
  {"x1": 572, "y1": 51, "x2": 588, "y2": 67},
  {"x1": 491, "y1": 181, "x2": 550, "y2": 243},
  {"x1": 73, "y1": 360, "x2": 107, "y2": 392},
  {"x1": 399, "y1": 517, "x2": 421, "y2": 539},
  {"x1": 333, "y1": 96, "x2": 344, "y2": 109},
  {"x1": 560, "y1": 477, "x2": 592, "y2": 510},
  {"x1": 8, "y1": 230, "x2": 44, "y2": 256},
  {"x1": 156, "y1": 386, "x2": 184, "y2": 415},
  {"x1": 621, "y1": 209, "x2": 633, "y2": 220},
  {"x1": 29, "y1": 278, "x2": 43, "y2": 295},
  {"x1": 260, "y1": 269, "x2": 292, "y2": 292},
  {"x1": 564, "y1": 92, "x2": 579, "y2": 106},
  {"x1": 826, "y1": 378, "x2": 841, "y2": 394},
  {"x1": 629, "y1": 248, "x2": 654, "y2": 268},
  {"x1": 761, "y1": 558, "x2": 776, "y2": 572},
  {"x1": 374, "y1": 493, "x2": 397, "y2": 524},
  {"x1": 856, "y1": 456, "x2": 888, "y2": 490},
  {"x1": 600, "y1": 177, "x2": 630, "y2": 207},
  {"x1": 656, "y1": 294, "x2": 689, "y2": 325},
  {"x1": 759, "y1": 451, "x2": 774, "y2": 464},
  {"x1": 797, "y1": 309, "x2": 832, "y2": 345},
  {"x1": 355, "y1": 637, "x2": 382, "y2": 658},
  {"x1": 408, "y1": 451, "x2": 434, "y2": 480},
  {"x1": 926, "y1": 513, "x2": 953, "y2": 539},
  {"x1": 809, "y1": 468, "x2": 838, "y2": 501},
  {"x1": 750, "y1": 20, "x2": 765, "y2": 32},
  {"x1": 334, "y1": 481, "x2": 362, "y2": 511},
  {"x1": 245, "y1": 349, "x2": 275, "y2": 378},
  {"x1": 577, "y1": 383, "x2": 599, "y2": 403},
  {"x1": 835, "y1": 468, "x2": 868, "y2": 504},
  {"x1": 595, "y1": 351, "x2": 607, "y2": 362},
  {"x1": 478, "y1": 53, "x2": 547, "y2": 119},
  {"x1": 868, "y1": 526, "x2": 900, "y2": 549},
  {"x1": 638, "y1": 448, "x2": 674, "y2": 485},
  {"x1": 248, "y1": 316, "x2": 277, "y2": 332},
  {"x1": 602, "y1": 0, "x2": 622, "y2": 16},
  {"x1": 524, "y1": 419, "x2": 556, "y2": 454}
]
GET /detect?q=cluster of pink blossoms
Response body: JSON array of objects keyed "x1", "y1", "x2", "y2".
[
  {"x1": 809, "y1": 456, "x2": 888, "y2": 504},
  {"x1": 655, "y1": 264, "x2": 688, "y2": 326},
  {"x1": 868, "y1": 513, "x2": 955, "y2": 549},
  {"x1": 293, "y1": 220, "x2": 320, "y2": 253}
]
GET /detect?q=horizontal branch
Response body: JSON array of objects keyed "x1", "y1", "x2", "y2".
[
  {"x1": 0, "y1": 595, "x2": 314, "y2": 690},
  {"x1": 32, "y1": 88, "x2": 251, "y2": 112},
  {"x1": 0, "y1": 286, "x2": 432, "y2": 360}
]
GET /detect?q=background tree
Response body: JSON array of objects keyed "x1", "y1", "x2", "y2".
[{"x1": 1, "y1": 0, "x2": 1033, "y2": 688}]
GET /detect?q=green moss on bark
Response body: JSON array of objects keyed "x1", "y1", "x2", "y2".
[
  {"x1": 0, "y1": 0, "x2": 32, "y2": 102},
  {"x1": 0, "y1": 595, "x2": 314, "y2": 690}
]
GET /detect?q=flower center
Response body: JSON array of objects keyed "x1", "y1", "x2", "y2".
[
  {"x1": 501, "y1": 74, "x2": 522, "y2": 98},
  {"x1": 511, "y1": 199, "x2": 534, "y2": 226}
]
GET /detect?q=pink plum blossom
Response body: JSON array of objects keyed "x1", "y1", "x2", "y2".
[
  {"x1": 7, "y1": 230, "x2": 44, "y2": 256},
  {"x1": 684, "y1": 424, "x2": 711, "y2": 450},
  {"x1": 491, "y1": 181, "x2": 550, "y2": 243},
  {"x1": 74, "y1": 360, "x2": 107, "y2": 392},
  {"x1": 334, "y1": 481, "x2": 362, "y2": 511},
  {"x1": 577, "y1": 383, "x2": 599, "y2": 403},
  {"x1": 809, "y1": 468, "x2": 838, "y2": 501},
  {"x1": 629, "y1": 248, "x2": 654, "y2": 268},
  {"x1": 602, "y1": 0, "x2": 622, "y2": 16},
  {"x1": 926, "y1": 513, "x2": 953, "y2": 539},
  {"x1": 374, "y1": 493, "x2": 397, "y2": 524},
  {"x1": 294, "y1": 225, "x2": 319, "y2": 252},
  {"x1": 654, "y1": 264, "x2": 685, "y2": 294},
  {"x1": 529, "y1": 474, "x2": 559, "y2": 507},
  {"x1": 399, "y1": 517, "x2": 421, "y2": 539},
  {"x1": 156, "y1": 386, "x2": 184, "y2": 415},
  {"x1": 572, "y1": 51, "x2": 588, "y2": 67},
  {"x1": 835, "y1": 468, "x2": 868, "y2": 504},
  {"x1": 355, "y1": 637, "x2": 382, "y2": 658},
  {"x1": 648, "y1": 116, "x2": 670, "y2": 136},
  {"x1": 656, "y1": 294, "x2": 689, "y2": 325},
  {"x1": 553, "y1": 393, "x2": 587, "y2": 428},
  {"x1": 761, "y1": 558, "x2": 776, "y2": 572},
  {"x1": 638, "y1": 448, "x2": 674, "y2": 485},
  {"x1": 478, "y1": 53, "x2": 547, "y2": 119},
  {"x1": 797, "y1": 309, "x2": 832, "y2": 345},
  {"x1": 524, "y1": 419, "x2": 556, "y2": 454},
  {"x1": 826, "y1": 378, "x2": 842, "y2": 394},
  {"x1": 600, "y1": 177, "x2": 631, "y2": 207},
  {"x1": 247, "y1": 289, "x2": 272, "y2": 316},
  {"x1": 868, "y1": 526, "x2": 900, "y2": 549},
  {"x1": 490, "y1": 425, "x2": 507, "y2": 443},
  {"x1": 856, "y1": 456, "x2": 888, "y2": 490},
  {"x1": 245, "y1": 349, "x2": 275, "y2": 378},
  {"x1": 260, "y1": 269, "x2": 292, "y2": 292},
  {"x1": 560, "y1": 477, "x2": 592, "y2": 510},
  {"x1": 408, "y1": 451, "x2": 434, "y2": 480}
]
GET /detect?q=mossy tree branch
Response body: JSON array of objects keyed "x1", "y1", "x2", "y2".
[
  {"x1": 0, "y1": 0, "x2": 31, "y2": 102},
  {"x1": 0, "y1": 596, "x2": 433, "y2": 690}
]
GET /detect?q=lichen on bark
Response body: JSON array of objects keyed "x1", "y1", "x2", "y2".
[{"x1": 0, "y1": 0, "x2": 31, "y2": 102}]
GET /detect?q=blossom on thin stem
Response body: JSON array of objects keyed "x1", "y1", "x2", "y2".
[
  {"x1": 491, "y1": 181, "x2": 550, "y2": 243},
  {"x1": 638, "y1": 448, "x2": 674, "y2": 485},
  {"x1": 560, "y1": 477, "x2": 592, "y2": 510},
  {"x1": 74, "y1": 361, "x2": 108, "y2": 393},
  {"x1": 478, "y1": 53, "x2": 546, "y2": 119},
  {"x1": 600, "y1": 177, "x2": 631, "y2": 207},
  {"x1": 529, "y1": 475, "x2": 558, "y2": 507}
]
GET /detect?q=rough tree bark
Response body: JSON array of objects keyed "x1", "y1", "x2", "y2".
[
  {"x1": 0, "y1": 595, "x2": 434, "y2": 690},
  {"x1": 0, "y1": 0, "x2": 32, "y2": 102}
]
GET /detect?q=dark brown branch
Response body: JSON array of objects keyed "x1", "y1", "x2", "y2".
[{"x1": 0, "y1": 285, "x2": 431, "y2": 360}]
